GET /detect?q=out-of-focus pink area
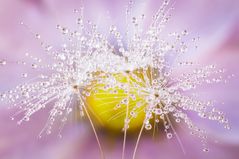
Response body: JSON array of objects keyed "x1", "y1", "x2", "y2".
[{"x1": 0, "y1": 0, "x2": 239, "y2": 159}]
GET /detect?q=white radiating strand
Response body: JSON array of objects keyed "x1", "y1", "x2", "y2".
[{"x1": 0, "y1": 0, "x2": 231, "y2": 157}]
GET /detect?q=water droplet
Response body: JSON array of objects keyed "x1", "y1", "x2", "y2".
[
  {"x1": 58, "y1": 134, "x2": 62, "y2": 138},
  {"x1": 166, "y1": 133, "x2": 172, "y2": 139},
  {"x1": 132, "y1": 17, "x2": 137, "y2": 23},
  {"x1": 175, "y1": 118, "x2": 181, "y2": 123},
  {"x1": 73, "y1": 9, "x2": 79, "y2": 13},
  {"x1": 46, "y1": 130, "x2": 51, "y2": 135},
  {"x1": 110, "y1": 25, "x2": 116, "y2": 32},
  {"x1": 45, "y1": 45, "x2": 53, "y2": 51},
  {"x1": 62, "y1": 27, "x2": 69, "y2": 34},
  {"x1": 155, "y1": 119, "x2": 160, "y2": 123},
  {"x1": 32, "y1": 64, "x2": 38, "y2": 69},
  {"x1": 182, "y1": 30, "x2": 188, "y2": 35},
  {"x1": 56, "y1": 24, "x2": 61, "y2": 29},
  {"x1": 0, "y1": 60, "x2": 7, "y2": 66},
  {"x1": 164, "y1": 0, "x2": 169, "y2": 5},
  {"x1": 22, "y1": 73, "x2": 28, "y2": 78},
  {"x1": 23, "y1": 117, "x2": 30, "y2": 121},
  {"x1": 130, "y1": 111, "x2": 136, "y2": 117},
  {"x1": 77, "y1": 18, "x2": 83, "y2": 24},
  {"x1": 35, "y1": 34, "x2": 41, "y2": 39},
  {"x1": 155, "y1": 108, "x2": 163, "y2": 115},
  {"x1": 58, "y1": 54, "x2": 66, "y2": 60},
  {"x1": 203, "y1": 148, "x2": 209, "y2": 152},
  {"x1": 145, "y1": 124, "x2": 152, "y2": 130}
]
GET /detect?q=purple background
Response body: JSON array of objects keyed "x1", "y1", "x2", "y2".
[{"x1": 0, "y1": 0, "x2": 239, "y2": 159}]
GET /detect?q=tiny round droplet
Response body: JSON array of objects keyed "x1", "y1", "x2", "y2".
[
  {"x1": 73, "y1": 9, "x2": 79, "y2": 13},
  {"x1": 0, "y1": 60, "x2": 7, "y2": 66},
  {"x1": 35, "y1": 34, "x2": 41, "y2": 39},
  {"x1": 167, "y1": 133, "x2": 173, "y2": 139},
  {"x1": 58, "y1": 134, "x2": 62, "y2": 138},
  {"x1": 145, "y1": 124, "x2": 152, "y2": 130},
  {"x1": 62, "y1": 27, "x2": 69, "y2": 34},
  {"x1": 203, "y1": 148, "x2": 209, "y2": 152},
  {"x1": 32, "y1": 64, "x2": 38, "y2": 69},
  {"x1": 22, "y1": 73, "x2": 28, "y2": 78}
]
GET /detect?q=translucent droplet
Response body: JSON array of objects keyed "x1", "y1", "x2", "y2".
[
  {"x1": 155, "y1": 119, "x2": 160, "y2": 123},
  {"x1": 58, "y1": 54, "x2": 66, "y2": 60},
  {"x1": 56, "y1": 24, "x2": 61, "y2": 29},
  {"x1": 203, "y1": 148, "x2": 209, "y2": 152},
  {"x1": 46, "y1": 130, "x2": 51, "y2": 135},
  {"x1": 130, "y1": 111, "x2": 136, "y2": 117},
  {"x1": 164, "y1": 0, "x2": 169, "y2": 5},
  {"x1": 175, "y1": 118, "x2": 181, "y2": 123},
  {"x1": 32, "y1": 64, "x2": 38, "y2": 69},
  {"x1": 77, "y1": 18, "x2": 83, "y2": 24},
  {"x1": 35, "y1": 34, "x2": 41, "y2": 39},
  {"x1": 23, "y1": 117, "x2": 30, "y2": 121},
  {"x1": 155, "y1": 108, "x2": 162, "y2": 115},
  {"x1": 22, "y1": 73, "x2": 28, "y2": 78},
  {"x1": 45, "y1": 45, "x2": 53, "y2": 51},
  {"x1": 62, "y1": 27, "x2": 69, "y2": 34},
  {"x1": 182, "y1": 30, "x2": 188, "y2": 36},
  {"x1": 166, "y1": 133, "x2": 172, "y2": 139},
  {"x1": 145, "y1": 124, "x2": 152, "y2": 130},
  {"x1": 58, "y1": 134, "x2": 62, "y2": 139},
  {"x1": 0, "y1": 60, "x2": 7, "y2": 66},
  {"x1": 110, "y1": 25, "x2": 116, "y2": 32},
  {"x1": 73, "y1": 9, "x2": 79, "y2": 13}
]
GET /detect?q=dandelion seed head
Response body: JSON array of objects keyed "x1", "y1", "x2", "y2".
[{"x1": 0, "y1": 0, "x2": 231, "y2": 156}]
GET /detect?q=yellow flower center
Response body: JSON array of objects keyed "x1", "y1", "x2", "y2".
[{"x1": 85, "y1": 68, "x2": 156, "y2": 132}]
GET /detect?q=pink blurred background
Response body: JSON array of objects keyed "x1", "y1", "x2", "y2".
[{"x1": 0, "y1": 0, "x2": 239, "y2": 159}]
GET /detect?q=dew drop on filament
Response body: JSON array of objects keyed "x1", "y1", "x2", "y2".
[
  {"x1": 0, "y1": 60, "x2": 7, "y2": 66},
  {"x1": 31, "y1": 64, "x2": 38, "y2": 69},
  {"x1": 35, "y1": 34, "x2": 41, "y2": 39},
  {"x1": 22, "y1": 73, "x2": 28, "y2": 78},
  {"x1": 203, "y1": 148, "x2": 209, "y2": 152},
  {"x1": 166, "y1": 133, "x2": 173, "y2": 139}
]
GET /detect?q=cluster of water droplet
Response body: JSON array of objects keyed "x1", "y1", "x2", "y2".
[{"x1": 0, "y1": 0, "x2": 231, "y2": 153}]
